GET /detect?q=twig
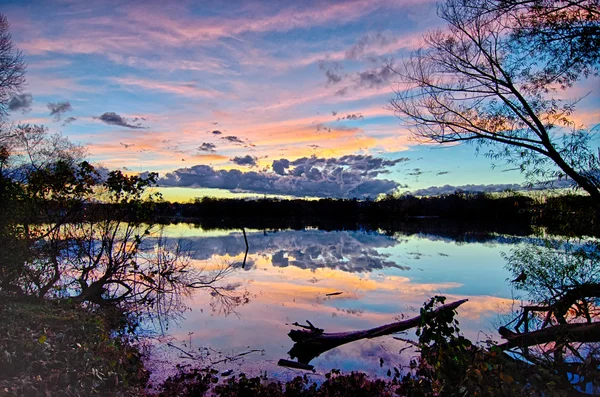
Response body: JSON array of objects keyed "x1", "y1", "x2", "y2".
[
  {"x1": 167, "y1": 342, "x2": 195, "y2": 359},
  {"x1": 393, "y1": 336, "x2": 419, "y2": 347}
]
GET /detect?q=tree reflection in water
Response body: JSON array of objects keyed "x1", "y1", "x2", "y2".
[{"x1": 501, "y1": 239, "x2": 600, "y2": 393}]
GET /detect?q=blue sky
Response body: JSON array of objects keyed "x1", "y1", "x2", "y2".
[{"x1": 4, "y1": 0, "x2": 598, "y2": 200}]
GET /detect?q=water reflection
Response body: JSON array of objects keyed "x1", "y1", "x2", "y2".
[
  {"x1": 146, "y1": 225, "x2": 524, "y2": 381},
  {"x1": 499, "y1": 239, "x2": 600, "y2": 393}
]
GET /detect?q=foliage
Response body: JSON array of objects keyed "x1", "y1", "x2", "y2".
[
  {"x1": 502, "y1": 239, "x2": 600, "y2": 393},
  {"x1": 397, "y1": 296, "x2": 571, "y2": 396},
  {"x1": 158, "y1": 369, "x2": 394, "y2": 397},
  {"x1": 390, "y1": 0, "x2": 600, "y2": 199},
  {"x1": 0, "y1": 125, "x2": 96, "y2": 296},
  {"x1": 0, "y1": 298, "x2": 148, "y2": 396},
  {"x1": 504, "y1": 239, "x2": 600, "y2": 307}
]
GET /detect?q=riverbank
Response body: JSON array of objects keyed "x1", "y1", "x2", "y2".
[
  {"x1": 0, "y1": 299, "x2": 398, "y2": 397},
  {"x1": 0, "y1": 298, "x2": 148, "y2": 396},
  {"x1": 0, "y1": 297, "x2": 582, "y2": 396}
]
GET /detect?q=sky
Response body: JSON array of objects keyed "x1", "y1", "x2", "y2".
[{"x1": 4, "y1": 0, "x2": 599, "y2": 201}]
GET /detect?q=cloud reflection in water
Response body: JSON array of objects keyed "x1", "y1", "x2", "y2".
[{"x1": 148, "y1": 227, "x2": 514, "y2": 381}]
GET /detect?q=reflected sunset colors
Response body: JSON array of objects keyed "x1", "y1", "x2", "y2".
[{"x1": 146, "y1": 225, "x2": 517, "y2": 381}]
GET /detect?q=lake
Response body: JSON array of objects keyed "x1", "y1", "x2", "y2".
[{"x1": 143, "y1": 223, "x2": 546, "y2": 383}]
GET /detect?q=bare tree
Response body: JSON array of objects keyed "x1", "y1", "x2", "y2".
[
  {"x1": 0, "y1": 14, "x2": 26, "y2": 118},
  {"x1": 456, "y1": 1, "x2": 600, "y2": 89},
  {"x1": 390, "y1": 0, "x2": 600, "y2": 200}
]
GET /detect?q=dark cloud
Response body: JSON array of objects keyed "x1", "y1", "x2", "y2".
[
  {"x1": 160, "y1": 154, "x2": 409, "y2": 198},
  {"x1": 409, "y1": 176, "x2": 582, "y2": 196},
  {"x1": 8, "y1": 93, "x2": 32, "y2": 113},
  {"x1": 212, "y1": 130, "x2": 222, "y2": 135},
  {"x1": 231, "y1": 155, "x2": 258, "y2": 167},
  {"x1": 221, "y1": 135, "x2": 246, "y2": 145},
  {"x1": 357, "y1": 62, "x2": 394, "y2": 88},
  {"x1": 410, "y1": 183, "x2": 523, "y2": 196},
  {"x1": 335, "y1": 87, "x2": 349, "y2": 96},
  {"x1": 198, "y1": 142, "x2": 217, "y2": 152},
  {"x1": 337, "y1": 113, "x2": 363, "y2": 121},
  {"x1": 96, "y1": 112, "x2": 146, "y2": 129},
  {"x1": 272, "y1": 159, "x2": 290, "y2": 175},
  {"x1": 346, "y1": 32, "x2": 391, "y2": 60},
  {"x1": 319, "y1": 60, "x2": 344, "y2": 85},
  {"x1": 325, "y1": 69, "x2": 342, "y2": 84},
  {"x1": 62, "y1": 116, "x2": 77, "y2": 126},
  {"x1": 47, "y1": 101, "x2": 72, "y2": 121}
]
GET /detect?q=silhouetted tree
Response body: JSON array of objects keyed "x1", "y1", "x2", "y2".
[
  {"x1": 0, "y1": 125, "x2": 94, "y2": 296},
  {"x1": 466, "y1": 0, "x2": 600, "y2": 89},
  {"x1": 391, "y1": 0, "x2": 600, "y2": 200},
  {"x1": 0, "y1": 14, "x2": 26, "y2": 118}
]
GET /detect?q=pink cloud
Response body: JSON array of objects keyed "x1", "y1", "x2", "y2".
[{"x1": 112, "y1": 77, "x2": 228, "y2": 98}]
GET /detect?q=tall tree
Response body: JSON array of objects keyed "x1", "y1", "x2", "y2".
[
  {"x1": 0, "y1": 14, "x2": 26, "y2": 119},
  {"x1": 391, "y1": 0, "x2": 600, "y2": 200}
]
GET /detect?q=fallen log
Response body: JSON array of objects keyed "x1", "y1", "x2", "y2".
[
  {"x1": 287, "y1": 298, "x2": 468, "y2": 364},
  {"x1": 498, "y1": 322, "x2": 600, "y2": 350}
]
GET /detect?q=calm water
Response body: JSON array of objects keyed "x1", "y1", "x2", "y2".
[{"x1": 144, "y1": 224, "x2": 536, "y2": 382}]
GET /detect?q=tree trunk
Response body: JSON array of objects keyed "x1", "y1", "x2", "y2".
[
  {"x1": 499, "y1": 322, "x2": 600, "y2": 350},
  {"x1": 287, "y1": 298, "x2": 468, "y2": 364}
]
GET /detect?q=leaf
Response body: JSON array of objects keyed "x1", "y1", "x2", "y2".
[{"x1": 38, "y1": 335, "x2": 47, "y2": 344}]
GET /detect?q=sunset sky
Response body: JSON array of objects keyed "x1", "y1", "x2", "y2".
[{"x1": 4, "y1": 0, "x2": 599, "y2": 200}]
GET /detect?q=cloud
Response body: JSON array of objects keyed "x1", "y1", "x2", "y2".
[
  {"x1": 410, "y1": 183, "x2": 523, "y2": 196},
  {"x1": 231, "y1": 155, "x2": 258, "y2": 167},
  {"x1": 272, "y1": 159, "x2": 290, "y2": 175},
  {"x1": 345, "y1": 32, "x2": 391, "y2": 60},
  {"x1": 409, "y1": 177, "x2": 581, "y2": 196},
  {"x1": 338, "y1": 113, "x2": 364, "y2": 121},
  {"x1": 221, "y1": 135, "x2": 252, "y2": 146},
  {"x1": 356, "y1": 62, "x2": 394, "y2": 88},
  {"x1": 160, "y1": 229, "x2": 402, "y2": 273},
  {"x1": 47, "y1": 101, "x2": 73, "y2": 121},
  {"x1": 212, "y1": 130, "x2": 222, "y2": 135},
  {"x1": 8, "y1": 93, "x2": 33, "y2": 113},
  {"x1": 96, "y1": 112, "x2": 146, "y2": 129},
  {"x1": 335, "y1": 86, "x2": 349, "y2": 96},
  {"x1": 198, "y1": 142, "x2": 217, "y2": 152},
  {"x1": 319, "y1": 60, "x2": 343, "y2": 85},
  {"x1": 159, "y1": 154, "x2": 409, "y2": 198},
  {"x1": 325, "y1": 69, "x2": 342, "y2": 84},
  {"x1": 112, "y1": 77, "x2": 223, "y2": 98},
  {"x1": 62, "y1": 116, "x2": 77, "y2": 126}
]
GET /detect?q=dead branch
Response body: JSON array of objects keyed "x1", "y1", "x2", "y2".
[
  {"x1": 287, "y1": 298, "x2": 468, "y2": 364},
  {"x1": 499, "y1": 322, "x2": 600, "y2": 350}
]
